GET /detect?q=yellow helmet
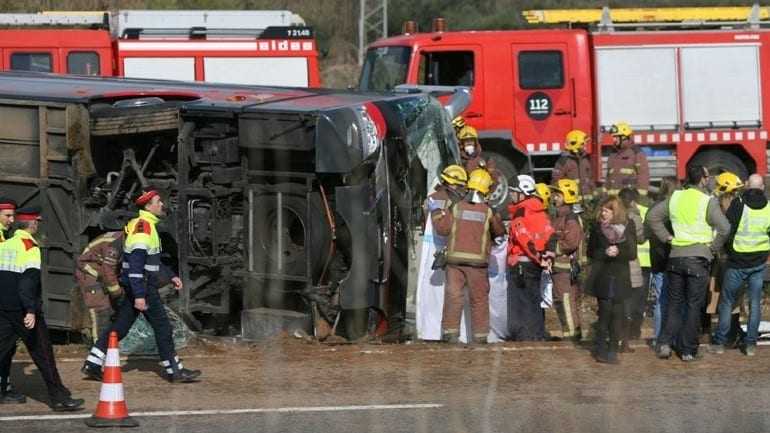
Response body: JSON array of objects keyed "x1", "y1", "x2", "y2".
[
  {"x1": 440, "y1": 164, "x2": 468, "y2": 186},
  {"x1": 457, "y1": 125, "x2": 478, "y2": 141},
  {"x1": 467, "y1": 168, "x2": 493, "y2": 195},
  {"x1": 565, "y1": 129, "x2": 588, "y2": 153},
  {"x1": 535, "y1": 183, "x2": 551, "y2": 207},
  {"x1": 452, "y1": 116, "x2": 466, "y2": 132},
  {"x1": 556, "y1": 179, "x2": 581, "y2": 204},
  {"x1": 715, "y1": 171, "x2": 744, "y2": 195},
  {"x1": 610, "y1": 122, "x2": 633, "y2": 138}
]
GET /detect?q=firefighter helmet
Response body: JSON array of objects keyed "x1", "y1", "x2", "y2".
[
  {"x1": 609, "y1": 122, "x2": 633, "y2": 138},
  {"x1": 556, "y1": 179, "x2": 581, "y2": 204},
  {"x1": 458, "y1": 125, "x2": 478, "y2": 141},
  {"x1": 565, "y1": 129, "x2": 588, "y2": 153},
  {"x1": 467, "y1": 168, "x2": 493, "y2": 195},
  {"x1": 440, "y1": 164, "x2": 468, "y2": 186},
  {"x1": 715, "y1": 171, "x2": 744, "y2": 195},
  {"x1": 535, "y1": 183, "x2": 551, "y2": 207},
  {"x1": 452, "y1": 116, "x2": 466, "y2": 132},
  {"x1": 510, "y1": 174, "x2": 536, "y2": 196}
]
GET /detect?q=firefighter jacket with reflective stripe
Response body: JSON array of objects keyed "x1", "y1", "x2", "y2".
[
  {"x1": 433, "y1": 201, "x2": 505, "y2": 267},
  {"x1": 636, "y1": 204, "x2": 651, "y2": 268},
  {"x1": 550, "y1": 205, "x2": 583, "y2": 273},
  {"x1": 552, "y1": 152, "x2": 594, "y2": 198},
  {"x1": 669, "y1": 188, "x2": 714, "y2": 247},
  {"x1": 77, "y1": 231, "x2": 124, "y2": 295},
  {"x1": 120, "y1": 210, "x2": 168, "y2": 299},
  {"x1": 605, "y1": 145, "x2": 650, "y2": 196},
  {"x1": 507, "y1": 196, "x2": 555, "y2": 266},
  {"x1": 0, "y1": 229, "x2": 41, "y2": 312},
  {"x1": 732, "y1": 204, "x2": 770, "y2": 253}
]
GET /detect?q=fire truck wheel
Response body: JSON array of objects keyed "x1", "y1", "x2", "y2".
[
  {"x1": 483, "y1": 152, "x2": 517, "y2": 217},
  {"x1": 689, "y1": 150, "x2": 748, "y2": 181}
]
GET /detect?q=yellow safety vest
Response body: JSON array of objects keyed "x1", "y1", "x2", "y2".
[
  {"x1": 637, "y1": 204, "x2": 650, "y2": 267},
  {"x1": 0, "y1": 229, "x2": 41, "y2": 274},
  {"x1": 733, "y1": 203, "x2": 770, "y2": 253},
  {"x1": 669, "y1": 188, "x2": 713, "y2": 247}
]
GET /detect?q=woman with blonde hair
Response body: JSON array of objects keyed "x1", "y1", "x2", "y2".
[{"x1": 586, "y1": 196, "x2": 638, "y2": 363}]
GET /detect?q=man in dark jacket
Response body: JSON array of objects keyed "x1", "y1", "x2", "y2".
[{"x1": 711, "y1": 174, "x2": 770, "y2": 356}]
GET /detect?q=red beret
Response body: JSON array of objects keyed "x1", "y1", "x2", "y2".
[
  {"x1": 0, "y1": 197, "x2": 16, "y2": 211},
  {"x1": 16, "y1": 206, "x2": 41, "y2": 222},
  {"x1": 135, "y1": 190, "x2": 159, "y2": 207}
]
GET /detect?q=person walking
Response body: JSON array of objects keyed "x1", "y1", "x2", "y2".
[
  {"x1": 0, "y1": 197, "x2": 23, "y2": 405},
  {"x1": 432, "y1": 168, "x2": 506, "y2": 344},
  {"x1": 82, "y1": 190, "x2": 201, "y2": 382},
  {"x1": 648, "y1": 165, "x2": 730, "y2": 361},
  {"x1": 547, "y1": 179, "x2": 584, "y2": 340},
  {"x1": 0, "y1": 207, "x2": 85, "y2": 410},
  {"x1": 587, "y1": 197, "x2": 637, "y2": 364},
  {"x1": 711, "y1": 174, "x2": 770, "y2": 356},
  {"x1": 507, "y1": 175, "x2": 554, "y2": 341}
]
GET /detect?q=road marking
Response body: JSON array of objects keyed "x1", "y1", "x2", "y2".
[{"x1": 0, "y1": 403, "x2": 443, "y2": 422}]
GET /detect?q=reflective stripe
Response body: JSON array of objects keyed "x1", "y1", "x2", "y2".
[
  {"x1": 670, "y1": 189, "x2": 713, "y2": 246},
  {"x1": 90, "y1": 347, "x2": 106, "y2": 359},
  {"x1": 144, "y1": 264, "x2": 160, "y2": 272},
  {"x1": 618, "y1": 167, "x2": 636, "y2": 175},
  {"x1": 99, "y1": 383, "x2": 124, "y2": 402},
  {"x1": 637, "y1": 204, "x2": 651, "y2": 268},
  {"x1": 86, "y1": 355, "x2": 104, "y2": 366},
  {"x1": 106, "y1": 284, "x2": 121, "y2": 293},
  {"x1": 128, "y1": 273, "x2": 144, "y2": 279},
  {"x1": 446, "y1": 205, "x2": 492, "y2": 265},
  {"x1": 563, "y1": 293, "x2": 575, "y2": 337},
  {"x1": 82, "y1": 264, "x2": 99, "y2": 278},
  {"x1": 459, "y1": 210, "x2": 486, "y2": 223},
  {"x1": 733, "y1": 204, "x2": 770, "y2": 252},
  {"x1": 122, "y1": 262, "x2": 130, "y2": 269},
  {"x1": 105, "y1": 348, "x2": 121, "y2": 368}
]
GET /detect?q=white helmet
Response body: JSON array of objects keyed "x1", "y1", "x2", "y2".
[{"x1": 510, "y1": 174, "x2": 536, "y2": 196}]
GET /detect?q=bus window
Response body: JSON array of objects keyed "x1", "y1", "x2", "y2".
[{"x1": 68, "y1": 52, "x2": 100, "y2": 75}]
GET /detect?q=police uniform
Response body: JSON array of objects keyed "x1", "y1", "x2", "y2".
[
  {"x1": 75, "y1": 231, "x2": 124, "y2": 342},
  {"x1": 0, "y1": 207, "x2": 83, "y2": 410},
  {"x1": 83, "y1": 191, "x2": 200, "y2": 382},
  {"x1": 0, "y1": 197, "x2": 21, "y2": 404}
]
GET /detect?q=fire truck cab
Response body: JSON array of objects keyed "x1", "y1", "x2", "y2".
[
  {"x1": 362, "y1": 6, "x2": 770, "y2": 185},
  {"x1": 0, "y1": 10, "x2": 320, "y2": 87}
]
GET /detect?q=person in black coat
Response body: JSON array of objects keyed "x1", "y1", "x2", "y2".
[{"x1": 587, "y1": 196, "x2": 637, "y2": 364}]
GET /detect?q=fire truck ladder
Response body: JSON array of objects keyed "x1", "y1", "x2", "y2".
[
  {"x1": 115, "y1": 10, "x2": 307, "y2": 39},
  {"x1": 522, "y1": 4, "x2": 770, "y2": 30}
]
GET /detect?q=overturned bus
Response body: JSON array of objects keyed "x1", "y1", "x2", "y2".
[{"x1": 0, "y1": 72, "x2": 461, "y2": 340}]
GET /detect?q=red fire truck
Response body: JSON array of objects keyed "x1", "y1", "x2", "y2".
[
  {"x1": 360, "y1": 6, "x2": 770, "y2": 183},
  {"x1": 0, "y1": 10, "x2": 320, "y2": 87}
]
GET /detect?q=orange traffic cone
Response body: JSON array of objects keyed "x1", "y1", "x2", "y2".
[{"x1": 85, "y1": 331, "x2": 139, "y2": 428}]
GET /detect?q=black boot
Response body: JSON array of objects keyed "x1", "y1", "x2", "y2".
[
  {"x1": 49, "y1": 393, "x2": 84, "y2": 412},
  {"x1": 0, "y1": 379, "x2": 26, "y2": 404},
  {"x1": 167, "y1": 368, "x2": 202, "y2": 383},
  {"x1": 81, "y1": 361, "x2": 103, "y2": 382}
]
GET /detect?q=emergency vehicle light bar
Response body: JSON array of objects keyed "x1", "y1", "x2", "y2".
[{"x1": 523, "y1": 4, "x2": 770, "y2": 25}]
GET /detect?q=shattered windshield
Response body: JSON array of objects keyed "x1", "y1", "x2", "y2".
[
  {"x1": 359, "y1": 46, "x2": 412, "y2": 91},
  {"x1": 388, "y1": 94, "x2": 460, "y2": 191}
]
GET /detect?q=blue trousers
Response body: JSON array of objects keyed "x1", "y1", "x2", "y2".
[{"x1": 714, "y1": 264, "x2": 766, "y2": 346}]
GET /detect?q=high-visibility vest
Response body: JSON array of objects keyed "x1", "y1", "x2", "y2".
[
  {"x1": 669, "y1": 188, "x2": 713, "y2": 247},
  {"x1": 637, "y1": 204, "x2": 650, "y2": 267},
  {"x1": 732, "y1": 203, "x2": 770, "y2": 253},
  {"x1": 446, "y1": 204, "x2": 493, "y2": 266},
  {"x1": 121, "y1": 209, "x2": 163, "y2": 295},
  {"x1": 0, "y1": 229, "x2": 40, "y2": 274}
]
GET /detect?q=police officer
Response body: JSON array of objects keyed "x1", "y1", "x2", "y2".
[
  {"x1": 76, "y1": 231, "x2": 125, "y2": 343},
  {"x1": 432, "y1": 169, "x2": 506, "y2": 344},
  {"x1": 712, "y1": 174, "x2": 770, "y2": 356},
  {"x1": 605, "y1": 122, "x2": 650, "y2": 198},
  {"x1": 552, "y1": 130, "x2": 595, "y2": 202},
  {"x1": 507, "y1": 174, "x2": 555, "y2": 341},
  {"x1": 0, "y1": 207, "x2": 84, "y2": 410},
  {"x1": 648, "y1": 165, "x2": 730, "y2": 361},
  {"x1": 0, "y1": 197, "x2": 23, "y2": 404},
  {"x1": 82, "y1": 190, "x2": 201, "y2": 382}
]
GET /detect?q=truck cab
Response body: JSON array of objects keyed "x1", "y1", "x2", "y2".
[{"x1": 360, "y1": 24, "x2": 593, "y2": 182}]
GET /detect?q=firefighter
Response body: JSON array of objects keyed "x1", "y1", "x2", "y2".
[
  {"x1": 457, "y1": 125, "x2": 496, "y2": 173},
  {"x1": 432, "y1": 168, "x2": 506, "y2": 344},
  {"x1": 552, "y1": 129, "x2": 595, "y2": 202},
  {"x1": 507, "y1": 174, "x2": 555, "y2": 341},
  {"x1": 427, "y1": 165, "x2": 468, "y2": 216},
  {"x1": 82, "y1": 190, "x2": 201, "y2": 383},
  {"x1": 75, "y1": 231, "x2": 125, "y2": 343},
  {"x1": 648, "y1": 165, "x2": 730, "y2": 361},
  {"x1": 546, "y1": 179, "x2": 584, "y2": 340},
  {"x1": 0, "y1": 197, "x2": 23, "y2": 405},
  {"x1": 0, "y1": 207, "x2": 85, "y2": 411},
  {"x1": 605, "y1": 122, "x2": 650, "y2": 198}
]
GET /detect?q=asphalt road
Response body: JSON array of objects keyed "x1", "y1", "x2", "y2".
[{"x1": 2, "y1": 339, "x2": 770, "y2": 433}]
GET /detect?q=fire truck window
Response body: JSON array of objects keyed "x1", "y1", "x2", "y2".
[
  {"x1": 518, "y1": 51, "x2": 564, "y2": 89},
  {"x1": 10, "y1": 53, "x2": 52, "y2": 72},
  {"x1": 418, "y1": 51, "x2": 474, "y2": 86},
  {"x1": 68, "y1": 52, "x2": 100, "y2": 76}
]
